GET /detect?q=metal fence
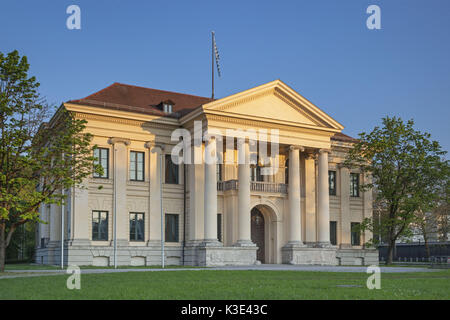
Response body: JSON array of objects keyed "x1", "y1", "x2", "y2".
[{"x1": 378, "y1": 241, "x2": 450, "y2": 262}]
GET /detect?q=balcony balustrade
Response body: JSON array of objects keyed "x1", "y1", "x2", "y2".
[{"x1": 217, "y1": 180, "x2": 287, "y2": 194}]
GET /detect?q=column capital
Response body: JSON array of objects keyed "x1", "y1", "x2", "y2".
[
  {"x1": 144, "y1": 141, "x2": 165, "y2": 151},
  {"x1": 337, "y1": 162, "x2": 349, "y2": 169},
  {"x1": 304, "y1": 151, "x2": 317, "y2": 160},
  {"x1": 108, "y1": 137, "x2": 131, "y2": 146},
  {"x1": 289, "y1": 145, "x2": 305, "y2": 152},
  {"x1": 318, "y1": 148, "x2": 331, "y2": 154},
  {"x1": 236, "y1": 137, "x2": 252, "y2": 146}
]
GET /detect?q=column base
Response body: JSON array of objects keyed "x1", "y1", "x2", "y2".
[
  {"x1": 283, "y1": 241, "x2": 306, "y2": 248},
  {"x1": 233, "y1": 240, "x2": 256, "y2": 247},
  {"x1": 201, "y1": 239, "x2": 224, "y2": 247},
  {"x1": 314, "y1": 241, "x2": 332, "y2": 248}
]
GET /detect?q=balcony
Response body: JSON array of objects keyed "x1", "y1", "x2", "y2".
[{"x1": 217, "y1": 180, "x2": 287, "y2": 194}]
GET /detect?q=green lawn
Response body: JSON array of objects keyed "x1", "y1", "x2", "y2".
[
  {"x1": 1, "y1": 270, "x2": 449, "y2": 300},
  {"x1": 4, "y1": 264, "x2": 199, "y2": 270}
]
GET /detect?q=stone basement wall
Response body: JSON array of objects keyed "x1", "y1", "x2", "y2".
[
  {"x1": 35, "y1": 241, "x2": 184, "y2": 267},
  {"x1": 336, "y1": 249, "x2": 379, "y2": 266},
  {"x1": 184, "y1": 242, "x2": 258, "y2": 266}
]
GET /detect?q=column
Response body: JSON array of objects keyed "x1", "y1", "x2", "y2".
[
  {"x1": 109, "y1": 138, "x2": 131, "y2": 245},
  {"x1": 317, "y1": 149, "x2": 331, "y2": 246},
  {"x1": 204, "y1": 137, "x2": 219, "y2": 243},
  {"x1": 304, "y1": 152, "x2": 317, "y2": 244},
  {"x1": 363, "y1": 173, "x2": 373, "y2": 246},
  {"x1": 49, "y1": 203, "x2": 61, "y2": 242},
  {"x1": 287, "y1": 146, "x2": 303, "y2": 245},
  {"x1": 235, "y1": 139, "x2": 253, "y2": 246},
  {"x1": 145, "y1": 141, "x2": 163, "y2": 244},
  {"x1": 188, "y1": 141, "x2": 205, "y2": 242},
  {"x1": 70, "y1": 179, "x2": 89, "y2": 245}
]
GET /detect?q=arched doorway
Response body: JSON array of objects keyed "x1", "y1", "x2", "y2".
[
  {"x1": 250, "y1": 203, "x2": 280, "y2": 264},
  {"x1": 251, "y1": 207, "x2": 265, "y2": 263}
]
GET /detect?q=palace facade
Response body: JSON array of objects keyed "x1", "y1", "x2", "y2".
[{"x1": 35, "y1": 80, "x2": 378, "y2": 266}]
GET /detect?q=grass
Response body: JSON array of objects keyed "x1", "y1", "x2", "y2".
[
  {"x1": 4, "y1": 264, "x2": 200, "y2": 270},
  {"x1": 4, "y1": 264, "x2": 60, "y2": 270},
  {"x1": 0, "y1": 269, "x2": 449, "y2": 300}
]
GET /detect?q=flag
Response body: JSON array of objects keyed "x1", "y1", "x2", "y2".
[{"x1": 213, "y1": 32, "x2": 221, "y2": 77}]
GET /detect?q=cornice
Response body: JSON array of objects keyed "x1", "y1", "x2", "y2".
[
  {"x1": 74, "y1": 112, "x2": 178, "y2": 130},
  {"x1": 211, "y1": 88, "x2": 274, "y2": 112},
  {"x1": 204, "y1": 114, "x2": 337, "y2": 136}
]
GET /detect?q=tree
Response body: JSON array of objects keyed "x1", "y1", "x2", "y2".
[
  {"x1": 414, "y1": 173, "x2": 449, "y2": 259},
  {"x1": 0, "y1": 50, "x2": 99, "y2": 272},
  {"x1": 6, "y1": 222, "x2": 36, "y2": 262},
  {"x1": 434, "y1": 179, "x2": 450, "y2": 242},
  {"x1": 344, "y1": 116, "x2": 449, "y2": 264}
]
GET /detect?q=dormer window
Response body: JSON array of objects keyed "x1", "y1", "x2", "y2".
[
  {"x1": 163, "y1": 103, "x2": 173, "y2": 113},
  {"x1": 158, "y1": 99, "x2": 175, "y2": 114}
]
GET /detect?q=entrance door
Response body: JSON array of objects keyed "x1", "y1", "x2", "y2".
[{"x1": 251, "y1": 208, "x2": 265, "y2": 263}]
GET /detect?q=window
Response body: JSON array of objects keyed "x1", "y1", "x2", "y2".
[
  {"x1": 251, "y1": 165, "x2": 263, "y2": 182},
  {"x1": 351, "y1": 222, "x2": 361, "y2": 246},
  {"x1": 129, "y1": 213, "x2": 144, "y2": 241},
  {"x1": 216, "y1": 164, "x2": 223, "y2": 182},
  {"x1": 350, "y1": 173, "x2": 360, "y2": 197},
  {"x1": 165, "y1": 214, "x2": 179, "y2": 242},
  {"x1": 285, "y1": 158, "x2": 289, "y2": 184},
  {"x1": 165, "y1": 155, "x2": 179, "y2": 184},
  {"x1": 163, "y1": 103, "x2": 173, "y2": 113},
  {"x1": 130, "y1": 151, "x2": 145, "y2": 181},
  {"x1": 217, "y1": 213, "x2": 223, "y2": 242},
  {"x1": 330, "y1": 221, "x2": 337, "y2": 245},
  {"x1": 329, "y1": 171, "x2": 337, "y2": 196},
  {"x1": 92, "y1": 211, "x2": 108, "y2": 241},
  {"x1": 93, "y1": 148, "x2": 109, "y2": 178}
]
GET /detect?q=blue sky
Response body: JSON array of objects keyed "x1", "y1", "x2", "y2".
[{"x1": 1, "y1": 0, "x2": 449, "y2": 152}]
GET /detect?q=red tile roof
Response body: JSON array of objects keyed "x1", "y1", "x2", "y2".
[
  {"x1": 331, "y1": 132, "x2": 358, "y2": 143},
  {"x1": 67, "y1": 82, "x2": 213, "y2": 118},
  {"x1": 68, "y1": 82, "x2": 357, "y2": 142}
]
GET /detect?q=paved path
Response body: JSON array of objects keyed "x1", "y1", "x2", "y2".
[{"x1": 0, "y1": 264, "x2": 439, "y2": 279}]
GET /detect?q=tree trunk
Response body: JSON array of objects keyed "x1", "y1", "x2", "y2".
[
  {"x1": 386, "y1": 240, "x2": 395, "y2": 265},
  {"x1": 0, "y1": 224, "x2": 5, "y2": 273},
  {"x1": 424, "y1": 234, "x2": 431, "y2": 260}
]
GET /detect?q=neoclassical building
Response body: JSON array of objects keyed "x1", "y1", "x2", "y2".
[{"x1": 35, "y1": 80, "x2": 378, "y2": 266}]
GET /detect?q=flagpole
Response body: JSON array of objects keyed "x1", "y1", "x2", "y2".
[{"x1": 211, "y1": 31, "x2": 214, "y2": 99}]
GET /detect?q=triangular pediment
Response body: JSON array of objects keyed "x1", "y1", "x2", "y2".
[{"x1": 202, "y1": 80, "x2": 344, "y2": 131}]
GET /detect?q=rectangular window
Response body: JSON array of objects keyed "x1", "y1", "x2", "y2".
[
  {"x1": 93, "y1": 148, "x2": 109, "y2": 178},
  {"x1": 330, "y1": 221, "x2": 337, "y2": 245},
  {"x1": 251, "y1": 166, "x2": 263, "y2": 182},
  {"x1": 350, "y1": 173, "x2": 360, "y2": 197},
  {"x1": 216, "y1": 164, "x2": 223, "y2": 182},
  {"x1": 130, "y1": 151, "x2": 145, "y2": 181},
  {"x1": 329, "y1": 170, "x2": 337, "y2": 196},
  {"x1": 129, "y1": 212, "x2": 144, "y2": 242},
  {"x1": 217, "y1": 213, "x2": 223, "y2": 242},
  {"x1": 351, "y1": 222, "x2": 361, "y2": 246},
  {"x1": 165, "y1": 214, "x2": 179, "y2": 242},
  {"x1": 92, "y1": 211, "x2": 108, "y2": 241},
  {"x1": 165, "y1": 155, "x2": 179, "y2": 184}
]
